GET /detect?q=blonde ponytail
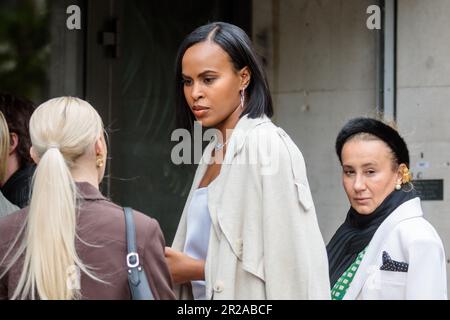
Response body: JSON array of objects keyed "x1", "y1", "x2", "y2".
[{"x1": 1, "y1": 97, "x2": 105, "y2": 300}]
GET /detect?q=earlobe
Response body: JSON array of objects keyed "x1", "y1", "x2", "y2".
[
  {"x1": 30, "y1": 147, "x2": 39, "y2": 164},
  {"x1": 95, "y1": 135, "x2": 107, "y2": 168},
  {"x1": 239, "y1": 67, "x2": 251, "y2": 89},
  {"x1": 94, "y1": 137, "x2": 104, "y2": 156}
]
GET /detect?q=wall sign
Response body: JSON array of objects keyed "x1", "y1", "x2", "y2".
[{"x1": 412, "y1": 179, "x2": 444, "y2": 201}]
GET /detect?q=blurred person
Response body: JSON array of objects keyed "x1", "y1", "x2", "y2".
[
  {"x1": 0, "y1": 111, "x2": 19, "y2": 217},
  {"x1": 0, "y1": 93, "x2": 36, "y2": 208}
]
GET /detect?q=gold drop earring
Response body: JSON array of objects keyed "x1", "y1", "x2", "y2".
[{"x1": 96, "y1": 155, "x2": 104, "y2": 168}]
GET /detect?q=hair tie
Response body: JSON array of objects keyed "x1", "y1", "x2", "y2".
[{"x1": 47, "y1": 144, "x2": 60, "y2": 150}]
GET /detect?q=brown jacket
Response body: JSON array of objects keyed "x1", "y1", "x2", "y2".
[{"x1": 0, "y1": 182, "x2": 175, "y2": 300}]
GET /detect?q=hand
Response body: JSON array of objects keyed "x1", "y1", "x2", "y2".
[{"x1": 165, "y1": 247, "x2": 205, "y2": 285}]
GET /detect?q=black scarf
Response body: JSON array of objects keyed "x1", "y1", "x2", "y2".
[
  {"x1": 0, "y1": 164, "x2": 35, "y2": 208},
  {"x1": 326, "y1": 189, "x2": 417, "y2": 287}
]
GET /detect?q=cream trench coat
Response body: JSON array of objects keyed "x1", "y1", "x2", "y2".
[{"x1": 172, "y1": 115, "x2": 330, "y2": 300}]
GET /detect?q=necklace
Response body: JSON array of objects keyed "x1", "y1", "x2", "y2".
[
  {"x1": 215, "y1": 140, "x2": 229, "y2": 151},
  {"x1": 214, "y1": 136, "x2": 231, "y2": 151}
]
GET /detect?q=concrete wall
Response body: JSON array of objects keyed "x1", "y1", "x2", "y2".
[
  {"x1": 253, "y1": 0, "x2": 378, "y2": 243},
  {"x1": 397, "y1": 0, "x2": 450, "y2": 290}
]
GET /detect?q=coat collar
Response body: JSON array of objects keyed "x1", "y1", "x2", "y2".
[
  {"x1": 75, "y1": 182, "x2": 108, "y2": 201},
  {"x1": 232, "y1": 114, "x2": 272, "y2": 140},
  {"x1": 344, "y1": 197, "x2": 422, "y2": 299}
]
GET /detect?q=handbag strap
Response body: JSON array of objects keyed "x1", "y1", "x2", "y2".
[
  {"x1": 124, "y1": 207, "x2": 141, "y2": 286},
  {"x1": 123, "y1": 207, "x2": 155, "y2": 300}
]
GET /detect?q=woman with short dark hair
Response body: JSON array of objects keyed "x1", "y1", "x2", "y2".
[
  {"x1": 327, "y1": 117, "x2": 447, "y2": 300},
  {"x1": 166, "y1": 22, "x2": 330, "y2": 300}
]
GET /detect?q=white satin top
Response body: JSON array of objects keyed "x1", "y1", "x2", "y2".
[{"x1": 183, "y1": 187, "x2": 212, "y2": 300}]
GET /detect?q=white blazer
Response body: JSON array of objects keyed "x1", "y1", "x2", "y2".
[
  {"x1": 344, "y1": 197, "x2": 447, "y2": 300},
  {"x1": 172, "y1": 115, "x2": 330, "y2": 299}
]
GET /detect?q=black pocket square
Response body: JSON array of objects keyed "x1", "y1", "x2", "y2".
[{"x1": 380, "y1": 251, "x2": 408, "y2": 272}]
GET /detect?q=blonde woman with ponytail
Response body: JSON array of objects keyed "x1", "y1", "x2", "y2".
[
  {"x1": 0, "y1": 111, "x2": 19, "y2": 217},
  {"x1": 0, "y1": 97, "x2": 175, "y2": 300}
]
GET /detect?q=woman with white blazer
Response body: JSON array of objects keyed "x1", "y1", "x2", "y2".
[
  {"x1": 327, "y1": 117, "x2": 447, "y2": 300},
  {"x1": 165, "y1": 22, "x2": 330, "y2": 300}
]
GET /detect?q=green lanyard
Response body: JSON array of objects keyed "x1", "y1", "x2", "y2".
[{"x1": 331, "y1": 248, "x2": 367, "y2": 300}]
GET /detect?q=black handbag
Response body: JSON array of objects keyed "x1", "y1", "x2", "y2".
[{"x1": 123, "y1": 207, "x2": 155, "y2": 300}]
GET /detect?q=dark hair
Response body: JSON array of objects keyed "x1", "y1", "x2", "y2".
[
  {"x1": 0, "y1": 93, "x2": 36, "y2": 167},
  {"x1": 174, "y1": 22, "x2": 273, "y2": 130},
  {"x1": 335, "y1": 117, "x2": 410, "y2": 167}
]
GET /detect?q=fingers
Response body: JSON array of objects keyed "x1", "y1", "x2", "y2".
[{"x1": 164, "y1": 246, "x2": 173, "y2": 257}]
